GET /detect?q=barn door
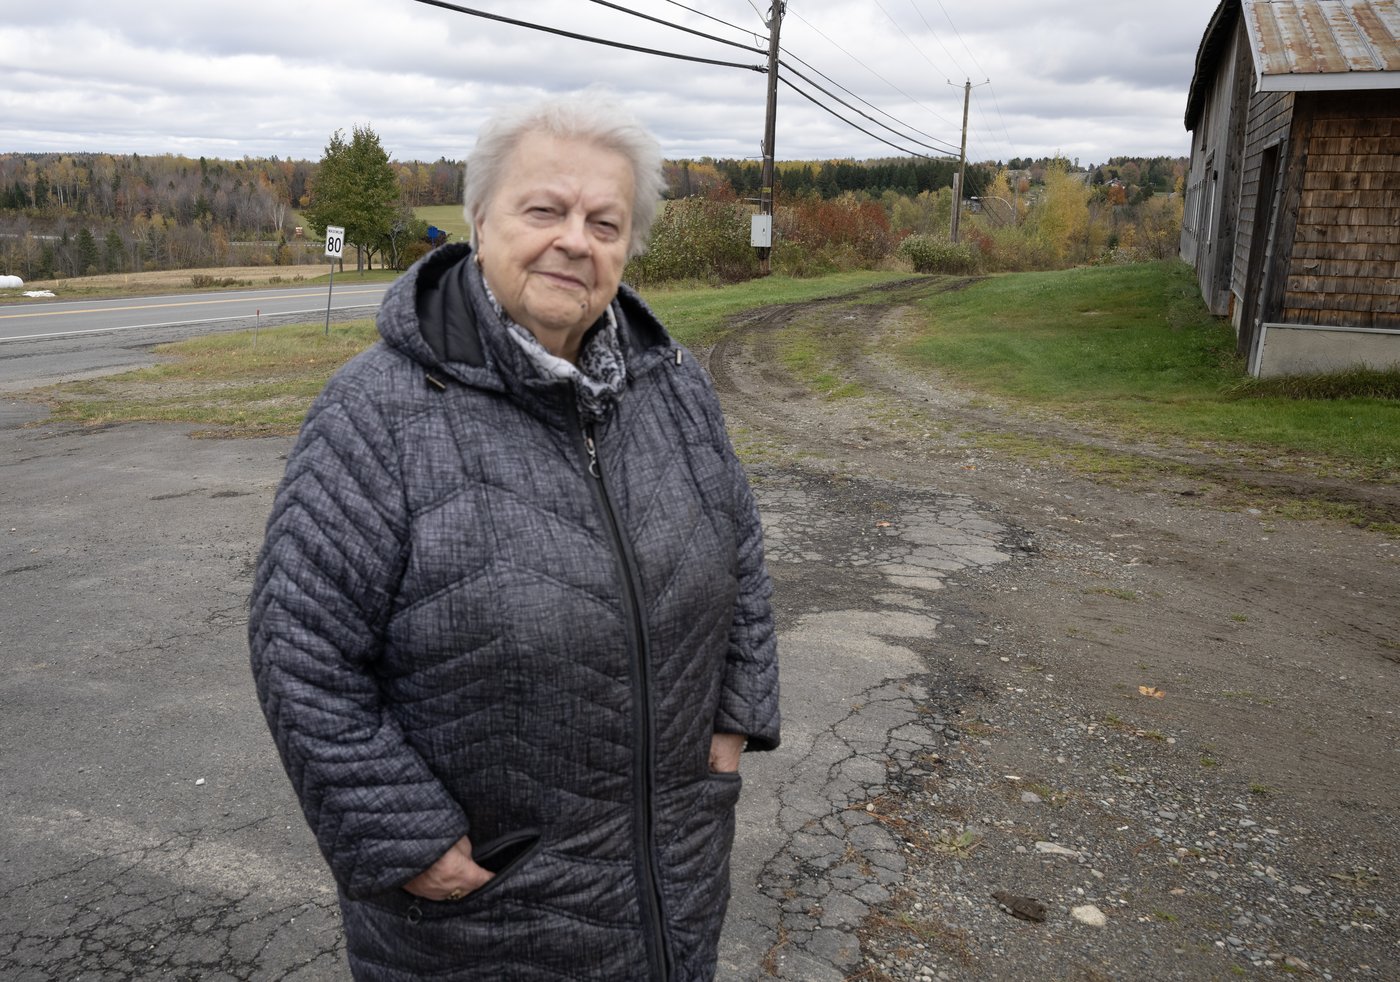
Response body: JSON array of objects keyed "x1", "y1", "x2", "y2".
[{"x1": 1239, "y1": 145, "x2": 1281, "y2": 361}]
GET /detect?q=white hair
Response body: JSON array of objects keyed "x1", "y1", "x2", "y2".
[{"x1": 463, "y1": 93, "x2": 666, "y2": 260}]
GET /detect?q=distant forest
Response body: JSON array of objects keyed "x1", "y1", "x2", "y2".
[
  {"x1": 0, "y1": 152, "x2": 463, "y2": 278},
  {"x1": 0, "y1": 150, "x2": 1185, "y2": 280}
]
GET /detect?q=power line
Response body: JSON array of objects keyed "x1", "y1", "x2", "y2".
[
  {"x1": 779, "y1": 57, "x2": 960, "y2": 155},
  {"x1": 983, "y1": 84, "x2": 1017, "y2": 155},
  {"x1": 407, "y1": 0, "x2": 766, "y2": 73},
  {"x1": 903, "y1": 0, "x2": 965, "y2": 79},
  {"x1": 913, "y1": 0, "x2": 1010, "y2": 160},
  {"x1": 926, "y1": 0, "x2": 990, "y2": 81},
  {"x1": 786, "y1": 7, "x2": 958, "y2": 130},
  {"x1": 895, "y1": 0, "x2": 1003, "y2": 164},
  {"x1": 781, "y1": 47, "x2": 957, "y2": 153},
  {"x1": 409, "y1": 0, "x2": 955, "y2": 163},
  {"x1": 776, "y1": 75, "x2": 936, "y2": 159},
  {"x1": 656, "y1": 0, "x2": 758, "y2": 41},
  {"x1": 583, "y1": 0, "x2": 765, "y2": 55},
  {"x1": 870, "y1": 0, "x2": 952, "y2": 80},
  {"x1": 971, "y1": 86, "x2": 1014, "y2": 160},
  {"x1": 912, "y1": 0, "x2": 1014, "y2": 161}
]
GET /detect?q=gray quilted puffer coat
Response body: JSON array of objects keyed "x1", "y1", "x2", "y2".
[{"x1": 249, "y1": 244, "x2": 780, "y2": 981}]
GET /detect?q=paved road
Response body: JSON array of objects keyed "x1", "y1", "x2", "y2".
[
  {"x1": 0, "y1": 283, "x2": 389, "y2": 391},
  {"x1": 0, "y1": 284, "x2": 389, "y2": 343}
]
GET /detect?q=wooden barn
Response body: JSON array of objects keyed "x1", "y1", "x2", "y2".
[{"x1": 1180, "y1": 0, "x2": 1400, "y2": 377}]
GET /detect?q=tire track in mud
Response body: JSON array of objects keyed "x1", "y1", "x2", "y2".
[
  {"x1": 704, "y1": 277, "x2": 1400, "y2": 728},
  {"x1": 705, "y1": 279, "x2": 1400, "y2": 527}
]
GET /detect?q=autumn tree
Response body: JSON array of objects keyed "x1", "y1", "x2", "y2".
[
  {"x1": 1027, "y1": 161, "x2": 1102, "y2": 264},
  {"x1": 977, "y1": 168, "x2": 1021, "y2": 227},
  {"x1": 887, "y1": 188, "x2": 952, "y2": 236},
  {"x1": 303, "y1": 125, "x2": 400, "y2": 271}
]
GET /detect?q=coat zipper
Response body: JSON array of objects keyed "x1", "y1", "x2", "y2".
[{"x1": 580, "y1": 417, "x2": 671, "y2": 981}]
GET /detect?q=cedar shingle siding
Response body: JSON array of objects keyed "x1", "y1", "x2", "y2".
[
  {"x1": 1283, "y1": 97, "x2": 1400, "y2": 326},
  {"x1": 1182, "y1": 0, "x2": 1400, "y2": 376}
]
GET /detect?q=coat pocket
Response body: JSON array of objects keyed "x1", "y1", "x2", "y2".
[
  {"x1": 375, "y1": 828, "x2": 544, "y2": 923},
  {"x1": 471, "y1": 828, "x2": 542, "y2": 876}
]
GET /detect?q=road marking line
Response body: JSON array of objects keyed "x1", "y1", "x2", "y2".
[
  {"x1": 0, "y1": 305, "x2": 381, "y2": 343},
  {"x1": 0, "y1": 288, "x2": 384, "y2": 320}
]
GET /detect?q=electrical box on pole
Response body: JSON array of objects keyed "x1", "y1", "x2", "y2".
[
  {"x1": 757, "y1": 1, "x2": 785, "y2": 276},
  {"x1": 751, "y1": 215, "x2": 772, "y2": 248}
]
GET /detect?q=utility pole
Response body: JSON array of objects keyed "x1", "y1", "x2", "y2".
[
  {"x1": 950, "y1": 79, "x2": 971, "y2": 243},
  {"x1": 758, "y1": 1, "x2": 785, "y2": 276}
]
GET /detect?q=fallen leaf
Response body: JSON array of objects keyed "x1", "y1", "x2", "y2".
[
  {"x1": 1138, "y1": 685, "x2": 1166, "y2": 699},
  {"x1": 875, "y1": 521, "x2": 892, "y2": 528}
]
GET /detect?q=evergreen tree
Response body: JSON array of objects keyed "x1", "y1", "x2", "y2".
[
  {"x1": 303, "y1": 125, "x2": 400, "y2": 271},
  {"x1": 75, "y1": 227, "x2": 100, "y2": 274},
  {"x1": 104, "y1": 229, "x2": 125, "y2": 272}
]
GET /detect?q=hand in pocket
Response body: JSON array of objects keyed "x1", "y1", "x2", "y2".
[{"x1": 403, "y1": 836, "x2": 494, "y2": 902}]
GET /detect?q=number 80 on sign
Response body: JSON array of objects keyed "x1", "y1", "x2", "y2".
[{"x1": 324, "y1": 225, "x2": 345, "y2": 259}]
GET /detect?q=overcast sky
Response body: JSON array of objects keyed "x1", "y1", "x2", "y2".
[{"x1": 1, "y1": 0, "x2": 1223, "y2": 166}]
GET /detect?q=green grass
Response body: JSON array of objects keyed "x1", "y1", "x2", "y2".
[
  {"x1": 772, "y1": 310, "x2": 867, "y2": 399},
  {"x1": 638, "y1": 270, "x2": 909, "y2": 348},
  {"x1": 1226, "y1": 368, "x2": 1400, "y2": 401},
  {"x1": 902, "y1": 261, "x2": 1400, "y2": 477},
  {"x1": 415, "y1": 204, "x2": 472, "y2": 244},
  {"x1": 40, "y1": 320, "x2": 379, "y2": 435}
]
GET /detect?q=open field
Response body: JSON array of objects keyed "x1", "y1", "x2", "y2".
[
  {"x1": 2, "y1": 204, "x2": 465, "y2": 301},
  {"x1": 415, "y1": 203, "x2": 472, "y2": 243}
]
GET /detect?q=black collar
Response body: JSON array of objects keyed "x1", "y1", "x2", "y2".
[{"x1": 413, "y1": 246, "x2": 669, "y2": 372}]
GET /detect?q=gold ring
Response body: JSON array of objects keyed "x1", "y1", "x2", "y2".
[{"x1": 447, "y1": 889, "x2": 464, "y2": 901}]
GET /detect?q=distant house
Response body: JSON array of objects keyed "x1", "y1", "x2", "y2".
[{"x1": 1180, "y1": 0, "x2": 1399, "y2": 377}]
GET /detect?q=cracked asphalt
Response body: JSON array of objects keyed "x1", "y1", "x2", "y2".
[
  {"x1": 0, "y1": 399, "x2": 1015, "y2": 980},
  {"x1": 720, "y1": 473, "x2": 1015, "y2": 981}
]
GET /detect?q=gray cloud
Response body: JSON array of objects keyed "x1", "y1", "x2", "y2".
[{"x1": 0, "y1": 0, "x2": 1218, "y2": 163}]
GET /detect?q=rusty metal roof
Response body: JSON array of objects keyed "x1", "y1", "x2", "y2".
[{"x1": 1243, "y1": 0, "x2": 1400, "y2": 89}]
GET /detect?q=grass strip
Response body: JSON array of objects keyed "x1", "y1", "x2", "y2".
[
  {"x1": 641, "y1": 271, "x2": 911, "y2": 348},
  {"x1": 901, "y1": 261, "x2": 1400, "y2": 477},
  {"x1": 40, "y1": 320, "x2": 378, "y2": 436},
  {"x1": 36, "y1": 271, "x2": 908, "y2": 436}
]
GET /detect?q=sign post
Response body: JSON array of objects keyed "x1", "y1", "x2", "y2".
[{"x1": 323, "y1": 225, "x2": 345, "y2": 336}]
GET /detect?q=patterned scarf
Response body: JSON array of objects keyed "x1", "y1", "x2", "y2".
[{"x1": 479, "y1": 273, "x2": 627, "y2": 424}]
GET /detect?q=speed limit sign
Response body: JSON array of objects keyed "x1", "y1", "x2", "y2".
[{"x1": 324, "y1": 225, "x2": 345, "y2": 259}]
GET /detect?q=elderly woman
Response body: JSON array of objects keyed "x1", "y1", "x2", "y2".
[{"x1": 249, "y1": 95, "x2": 779, "y2": 981}]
